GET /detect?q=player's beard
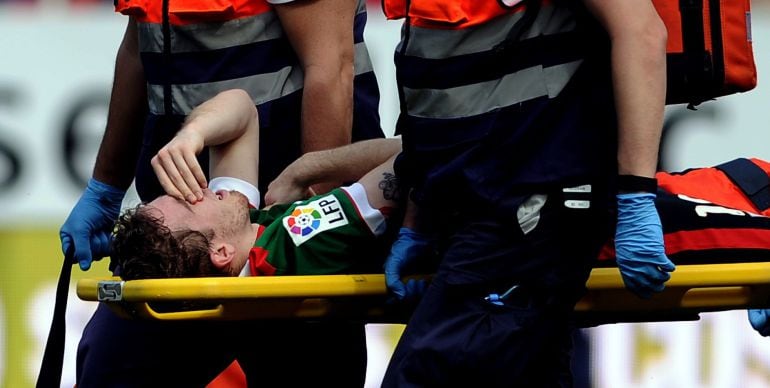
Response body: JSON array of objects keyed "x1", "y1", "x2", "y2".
[{"x1": 219, "y1": 190, "x2": 251, "y2": 239}]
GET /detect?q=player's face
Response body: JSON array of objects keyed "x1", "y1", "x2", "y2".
[{"x1": 148, "y1": 188, "x2": 251, "y2": 240}]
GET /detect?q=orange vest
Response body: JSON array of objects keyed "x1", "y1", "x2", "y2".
[
  {"x1": 116, "y1": 0, "x2": 270, "y2": 26},
  {"x1": 115, "y1": 0, "x2": 374, "y2": 116},
  {"x1": 382, "y1": 0, "x2": 533, "y2": 29}
]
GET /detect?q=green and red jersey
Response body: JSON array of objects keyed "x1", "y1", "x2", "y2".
[{"x1": 245, "y1": 183, "x2": 387, "y2": 276}]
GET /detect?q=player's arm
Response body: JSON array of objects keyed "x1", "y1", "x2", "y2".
[
  {"x1": 151, "y1": 89, "x2": 260, "y2": 201},
  {"x1": 355, "y1": 154, "x2": 403, "y2": 211},
  {"x1": 265, "y1": 138, "x2": 402, "y2": 205}
]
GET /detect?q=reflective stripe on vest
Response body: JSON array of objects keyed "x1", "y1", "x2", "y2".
[
  {"x1": 119, "y1": 0, "x2": 373, "y2": 115},
  {"x1": 402, "y1": 60, "x2": 581, "y2": 119},
  {"x1": 391, "y1": 1, "x2": 583, "y2": 119},
  {"x1": 136, "y1": 12, "x2": 283, "y2": 54}
]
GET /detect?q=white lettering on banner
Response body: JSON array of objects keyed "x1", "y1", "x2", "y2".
[
  {"x1": 0, "y1": 9, "x2": 125, "y2": 226},
  {"x1": 587, "y1": 310, "x2": 770, "y2": 387},
  {"x1": 282, "y1": 194, "x2": 348, "y2": 246}
]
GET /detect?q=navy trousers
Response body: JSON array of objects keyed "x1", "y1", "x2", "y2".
[{"x1": 383, "y1": 188, "x2": 611, "y2": 388}]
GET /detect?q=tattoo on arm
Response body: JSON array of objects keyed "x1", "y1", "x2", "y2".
[{"x1": 378, "y1": 172, "x2": 401, "y2": 202}]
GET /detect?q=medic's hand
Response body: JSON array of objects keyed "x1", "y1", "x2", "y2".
[
  {"x1": 615, "y1": 192, "x2": 676, "y2": 299},
  {"x1": 749, "y1": 309, "x2": 770, "y2": 336},
  {"x1": 385, "y1": 227, "x2": 432, "y2": 301},
  {"x1": 151, "y1": 129, "x2": 207, "y2": 203},
  {"x1": 60, "y1": 178, "x2": 126, "y2": 271}
]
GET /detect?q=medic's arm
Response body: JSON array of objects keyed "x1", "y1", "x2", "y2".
[
  {"x1": 274, "y1": 0, "x2": 356, "y2": 194},
  {"x1": 59, "y1": 18, "x2": 148, "y2": 270},
  {"x1": 583, "y1": 0, "x2": 675, "y2": 299},
  {"x1": 582, "y1": 0, "x2": 667, "y2": 178},
  {"x1": 93, "y1": 17, "x2": 147, "y2": 188}
]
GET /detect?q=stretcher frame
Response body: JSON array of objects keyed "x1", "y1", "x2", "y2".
[{"x1": 77, "y1": 262, "x2": 770, "y2": 327}]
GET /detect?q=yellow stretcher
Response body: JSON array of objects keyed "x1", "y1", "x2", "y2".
[{"x1": 76, "y1": 262, "x2": 770, "y2": 327}]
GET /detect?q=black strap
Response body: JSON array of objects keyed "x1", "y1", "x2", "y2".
[
  {"x1": 617, "y1": 175, "x2": 658, "y2": 194},
  {"x1": 678, "y1": 0, "x2": 714, "y2": 107},
  {"x1": 162, "y1": 0, "x2": 173, "y2": 116},
  {"x1": 36, "y1": 249, "x2": 73, "y2": 388},
  {"x1": 680, "y1": 0, "x2": 707, "y2": 57},
  {"x1": 392, "y1": 0, "x2": 412, "y2": 137},
  {"x1": 715, "y1": 158, "x2": 770, "y2": 211},
  {"x1": 707, "y1": 0, "x2": 725, "y2": 91}
]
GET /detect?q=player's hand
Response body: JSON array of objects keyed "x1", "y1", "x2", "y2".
[
  {"x1": 749, "y1": 309, "x2": 770, "y2": 336},
  {"x1": 151, "y1": 129, "x2": 207, "y2": 203},
  {"x1": 60, "y1": 178, "x2": 125, "y2": 271},
  {"x1": 615, "y1": 192, "x2": 675, "y2": 299},
  {"x1": 264, "y1": 177, "x2": 314, "y2": 206},
  {"x1": 384, "y1": 227, "x2": 433, "y2": 301}
]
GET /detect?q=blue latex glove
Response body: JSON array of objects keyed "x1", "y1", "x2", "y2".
[
  {"x1": 748, "y1": 309, "x2": 770, "y2": 336},
  {"x1": 60, "y1": 178, "x2": 125, "y2": 271},
  {"x1": 384, "y1": 227, "x2": 432, "y2": 301},
  {"x1": 615, "y1": 192, "x2": 676, "y2": 299}
]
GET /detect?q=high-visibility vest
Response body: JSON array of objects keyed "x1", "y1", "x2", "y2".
[
  {"x1": 383, "y1": 0, "x2": 522, "y2": 29},
  {"x1": 116, "y1": 0, "x2": 376, "y2": 116},
  {"x1": 382, "y1": 0, "x2": 588, "y2": 122},
  {"x1": 382, "y1": 0, "x2": 617, "y2": 205}
]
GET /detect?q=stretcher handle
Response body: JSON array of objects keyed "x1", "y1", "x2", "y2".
[
  {"x1": 119, "y1": 298, "x2": 345, "y2": 321},
  {"x1": 133, "y1": 303, "x2": 226, "y2": 320}
]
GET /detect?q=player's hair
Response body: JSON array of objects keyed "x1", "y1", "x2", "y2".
[{"x1": 111, "y1": 204, "x2": 226, "y2": 280}]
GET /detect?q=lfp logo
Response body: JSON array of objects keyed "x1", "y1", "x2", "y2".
[
  {"x1": 286, "y1": 208, "x2": 322, "y2": 236},
  {"x1": 283, "y1": 194, "x2": 349, "y2": 246}
]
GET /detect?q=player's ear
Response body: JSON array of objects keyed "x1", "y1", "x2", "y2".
[{"x1": 210, "y1": 241, "x2": 236, "y2": 269}]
